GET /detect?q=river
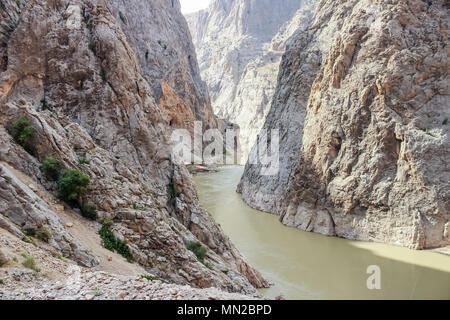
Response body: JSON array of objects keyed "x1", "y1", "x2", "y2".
[{"x1": 193, "y1": 166, "x2": 450, "y2": 300}]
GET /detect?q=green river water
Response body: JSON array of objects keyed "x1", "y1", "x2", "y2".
[{"x1": 193, "y1": 166, "x2": 450, "y2": 300}]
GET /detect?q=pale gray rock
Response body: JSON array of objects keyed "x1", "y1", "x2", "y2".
[
  {"x1": 187, "y1": 0, "x2": 318, "y2": 162},
  {"x1": 0, "y1": 163, "x2": 98, "y2": 267},
  {"x1": 240, "y1": 0, "x2": 450, "y2": 249},
  {"x1": 0, "y1": 0, "x2": 267, "y2": 294}
]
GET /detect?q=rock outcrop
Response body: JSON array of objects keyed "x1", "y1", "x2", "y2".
[
  {"x1": 187, "y1": 0, "x2": 318, "y2": 162},
  {"x1": 0, "y1": 227, "x2": 257, "y2": 300},
  {"x1": 239, "y1": 0, "x2": 450, "y2": 249},
  {"x1": 0, "y1": 0, "x2": 267, "y2": 295}
]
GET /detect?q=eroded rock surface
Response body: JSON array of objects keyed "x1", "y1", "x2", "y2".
[
  {"x1": 239, "y1": 0, "x2": 450, "y2": 249},
  {"x1": 0, "y1": 0, "x2": 267, "y2": 295}
]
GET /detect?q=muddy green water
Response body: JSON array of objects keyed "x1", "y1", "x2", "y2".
[{"x1": 193, "y1": 166, "x2": 450, "y2": 300}]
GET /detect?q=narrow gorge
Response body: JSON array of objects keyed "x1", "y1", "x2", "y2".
[{"x1": 0, "y1": 0, "x2": 449, "y2": 301}]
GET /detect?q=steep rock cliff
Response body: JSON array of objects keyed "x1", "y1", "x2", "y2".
[
  {"x1": 187, "y1": 0, "x2": 317, "y2": 162},
  {"x1": 239, "y1": 0, "x2": 450, "y2": 249},
  {"x1": 0, "y1": 0, "x2": 267, "y2": 294}
]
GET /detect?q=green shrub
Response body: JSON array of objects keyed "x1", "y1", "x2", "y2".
[
  {"x1": 40, "y1": 99, "x2": 50, "y2": 111},
  {"x1": 24, "y1": 227, "x2": 36, "y2": 237},
  {"x1": 40, "y1": 156, "x2": 62, "y2": 180},
  {"x1": 100, "y1": 67, "x2": 107, "y2": 81},
  {"x1": 21, "y1": 252, "x2": 40, "y2": 272},
  {"x1": 57, "y1": 169, "x2": 90, "y2": 204},
  {"x1": 79, "y1": 155, "x2": 90, "y2": 165},
  {"x1": 9, "y1": 116, "x2": 35, "y2": 154},
  {"x1": 99, "y1": 224, "x2": 133, "y2": 263},
  {"x1": 187, "y1": 242, "x2": 207, "y2": 263},
  {"x1": 80, "y1": 203, "x2": 97, "y2": 221},
  {"x1": 36, "y1": 227, "x2": 52, "y2": 242}
]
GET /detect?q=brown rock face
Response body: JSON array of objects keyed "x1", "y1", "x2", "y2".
[
  {"x1": 0, "y1": 0, "x2": 267, "y2": 294},
  {"x1": 239, "y1": 0, "x2": 450, "y2": 249}
]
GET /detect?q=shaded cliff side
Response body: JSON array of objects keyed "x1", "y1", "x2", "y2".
[{"x1": 239, "y1": 0, "x2": 450, "y2": 249}]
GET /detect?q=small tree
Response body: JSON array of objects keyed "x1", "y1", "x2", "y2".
[
  {"x1": 57, "y1": 169, "x2": 90, "y2": 206},
  {"x1": 187, "y1": 242, "x2": 207, "y2": 263}
]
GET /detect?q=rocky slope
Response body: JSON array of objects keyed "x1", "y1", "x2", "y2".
[
  {"x1": 239, "y1": 0, "x2": 450, "y2": 249},
  {"x1": 187, "y1": 0, "x2": 318, "y2": 162},
  {"x1": 0, "y1": 228, "x2": 256, "y2": 300},
  {"x1": 0, "y1": 0, "x2": 268, "y2": 297}
]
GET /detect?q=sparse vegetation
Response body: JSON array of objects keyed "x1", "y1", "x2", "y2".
[
  {"x1": 21, "y1": 252, "x2": 40, "y2": 272},
  {"x1": 0, "y1": 251, "x2": 8, "y2": 267},
  {"x1": 88, "y1": 42, "x2": 96, "y2": 55},
  {"x1": 22, "y1": 236, "x2": 36, "y2": 246},
  {"x1": 36, "y1": 227, "x2": 52, "y2": 242},
  {"x1": 187, "y1": 242, "x2": 207, "y2": 264},
  {"x1": 421, "y1": 128, "x2": 436, "y2": 138},
  {"x1": 24, "y1": 227, "x2": 36, "y2": 237},
  {"x1": 80, "y1": 203, "x2": 98, "y2": 221},
  {"x1": 100, "y1": 67, "x2": 107, "y2": 81},
  {"x1": 8, "y1": 116, "x2": 36, "y2": 154},
  {"x1": 40, "y1": 156, "x2": 62, "y2": 180},
  {"x1": 99, "y1": 221, "x2": 133, "y2": 263},
  {"x1": 57, "y1": 169, "x2": 90, "y2": 205},
  {"x1": 52, "y1": 251, "x2": 67, "y2": 262},
  {"x1": 167, "y1": 183, "x2": 180, "y2": 206},
  {"x1": 157, "y1": 40, "x2": 167, "y2": 50},
  {"x1": 119, "y1": 11, "x2": 127, "y2": 25},
  {"x1": 102, "y1": 218, "x2": 113, "y2": 227},
  {"x1": 40, "y1": 99, "x2": 49, "y2": 111}
]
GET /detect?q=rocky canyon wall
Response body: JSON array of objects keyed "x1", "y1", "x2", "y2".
[
  {"x1": 0, "y1": 0, "x2": 267, "y2": 294},
  {"x1": 187, "y1": 0, "x2": 318, "y2": 163},
  {"x1": 239, "y1": 0, "x2": 450, "y2": 249}
]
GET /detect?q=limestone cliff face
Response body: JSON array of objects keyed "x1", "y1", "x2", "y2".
[
  {"x1": 187, "y1": 0, "x2": 317, "y2": 163},
  {"x1": 239, "y1": 0, "x2": 450, "y2": 249},
  {"x1": 0, "y1": 0, "x2": 267, "y2": 294}
]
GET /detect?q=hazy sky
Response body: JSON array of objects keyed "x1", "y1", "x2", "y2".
[{"x1": 180, "y1": 0, "x2": 211, "y2": 14}]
